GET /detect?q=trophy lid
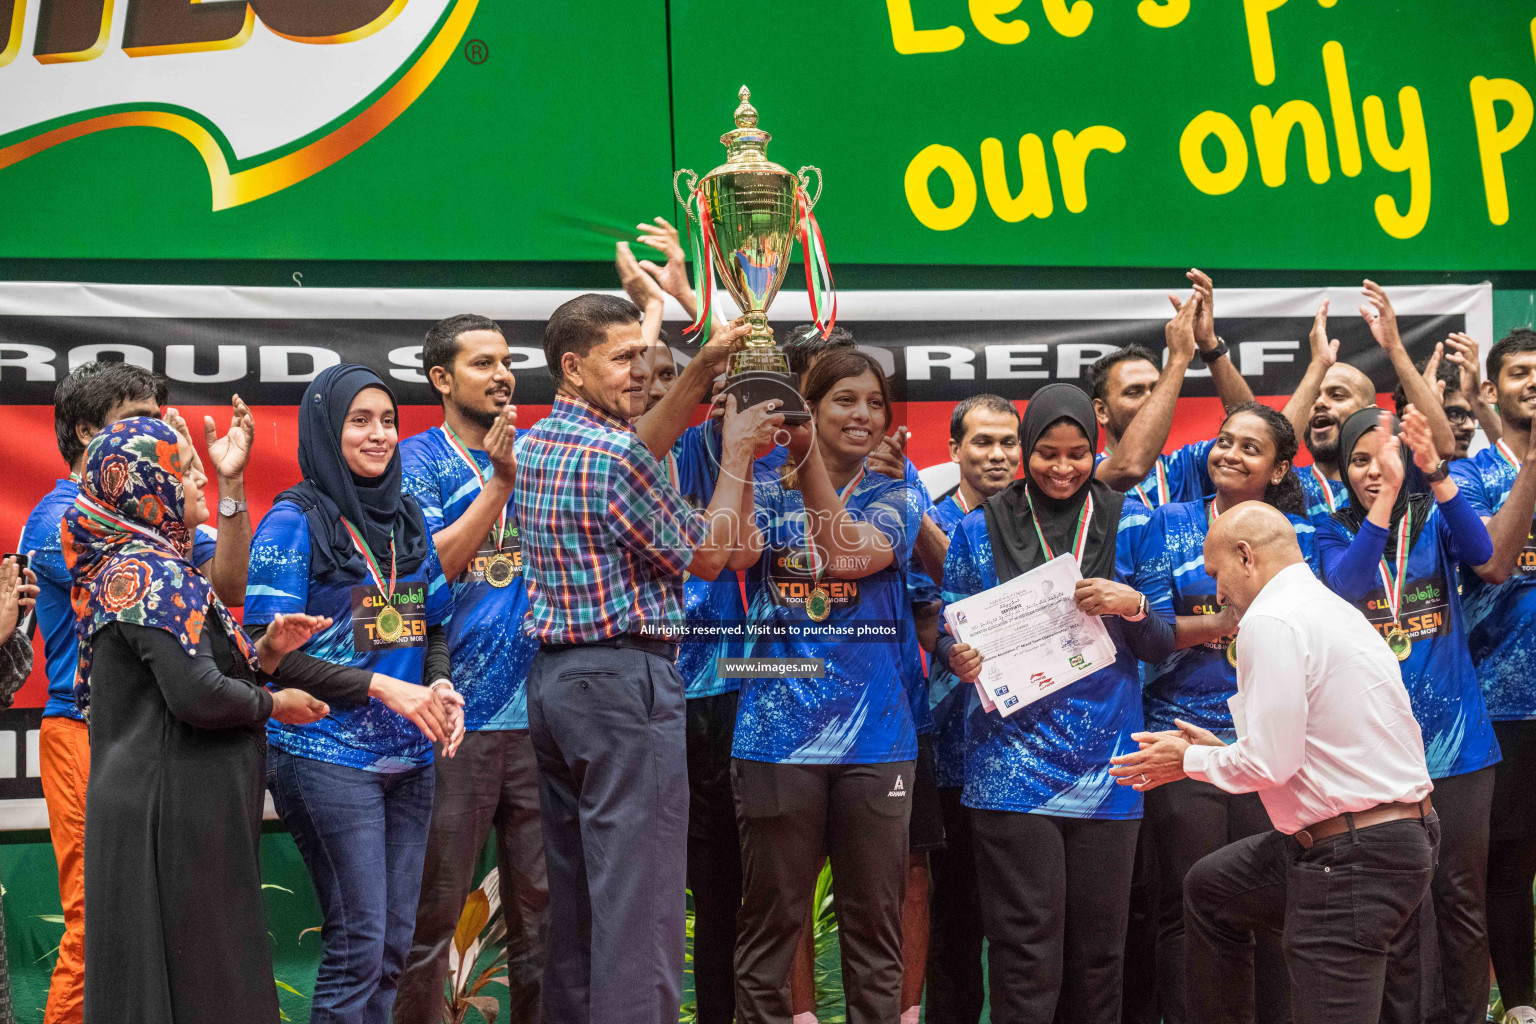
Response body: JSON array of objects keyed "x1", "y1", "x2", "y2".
[{"x1": 705, "y1": 85, "x2": 789, "y2": 179}]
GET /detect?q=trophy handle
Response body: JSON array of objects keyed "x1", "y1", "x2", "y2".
[
  {"x1": 673, "y1": 169, "x2": 700, "y2": 217},
  {"x1": 796, "y1": 165, "x2": 824, "y2": 210}
]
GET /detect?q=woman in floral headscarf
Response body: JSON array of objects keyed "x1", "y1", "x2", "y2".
[{"x1": 63, "y1": 416, "x2": 332, "y2": 1024}]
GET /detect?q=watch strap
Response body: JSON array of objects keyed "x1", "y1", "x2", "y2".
[{"x1": 1197, "y1": 337, "x2": 1230, "y2": 365}]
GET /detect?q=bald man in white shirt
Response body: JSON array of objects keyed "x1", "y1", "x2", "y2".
[{"x1": 1110, "y1": 502, "x2": 1438, "y2": 1024}]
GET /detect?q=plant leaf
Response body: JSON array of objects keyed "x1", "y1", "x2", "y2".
[
  {"x1": 465, "y1": 995, "x2": 500, "y2": 1023},
  {"x1": 262, "y1": 884, "x2": 295, "y2": 894},
  {"x1": 35, "y1": 915, "x2": 65, "y2": 925},
  {"x1": 454, "y1": 890, "x2": 491, "y2": 958},
  {"x1": 274, "y1": 980, "x2": 305, "y2": 998},
  {"x1": 298, "y1": 926, "x2": 322, "y2": 945}
]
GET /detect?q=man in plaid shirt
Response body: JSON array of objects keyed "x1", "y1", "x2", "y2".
[{"x1": 516, "y1": 293, "x2": 777, "y2": 1024}]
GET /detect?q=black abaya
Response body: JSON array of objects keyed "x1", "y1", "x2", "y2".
[{"x1": 82, "y1": 617, "x2": 278, "y2": 1024}]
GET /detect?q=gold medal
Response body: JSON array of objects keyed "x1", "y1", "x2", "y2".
[
  {"x1": 376, "y1": 604, "x2": 404, "y2": 643},
  {"x1": 1225, "y1": 639, "x2": 1238, "y2": 668},
  {"x1": 806, "y1": 586, "x2": 832, "y2": 622},
  {"x1": 1386, "y1": 625, "x2": 1412, "y2": 662},
  {"x1": 484, "y1": 552, "x2": 516, "y2": 588}
]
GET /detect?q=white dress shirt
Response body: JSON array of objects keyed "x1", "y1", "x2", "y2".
[{"x1": 1183, "y1": 562, "x2": 1433, "y2": 834}]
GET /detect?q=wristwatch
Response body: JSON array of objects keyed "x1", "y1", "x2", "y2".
[
  {"x1": 218, "y1": 496, "x2": 248, "y2": 518},
  {"x1": 1424, "y1": 461, "x2": 1451, "y2": 484},
  {"x1": 1197, "y1": 337, "x2": 1230, "y2": 365}
]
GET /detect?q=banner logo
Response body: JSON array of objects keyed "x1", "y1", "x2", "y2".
[{"x1": 0, "y1": 0, "x2": 476, "y2": 209}]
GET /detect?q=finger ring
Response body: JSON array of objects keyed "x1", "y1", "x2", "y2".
[
  {"x1": 1140, "y1": 774, "x2": 1149, "y2": 784},
  {"x1": 773, "y1": 428, "x2": 791, "y2": 447}
]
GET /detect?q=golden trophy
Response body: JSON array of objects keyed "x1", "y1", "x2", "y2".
[{"x1": 674, "y1": 86, "x2": 836, "y2": 424}]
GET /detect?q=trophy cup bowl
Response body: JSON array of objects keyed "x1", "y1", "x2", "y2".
[{"x1": 675, "y1": 86, "x2": 828, "y2": 425}]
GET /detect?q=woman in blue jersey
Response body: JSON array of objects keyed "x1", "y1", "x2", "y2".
[
  {"x1": 246, "y1": 365, "x2": 465, "y2": 1024},
  {"x1": 937, "y1": 383, "x2": 1174, "y2": 1024},
  {"x1": 1316, "y1": 404, "x2": 1498, "y2": 1024},
  {"x1": 732, "y1": 350, "x2": 919, "y2": 1024},
  {"x1": 1128, "y1": 402, "x2": 1314, "y2": 1024}
]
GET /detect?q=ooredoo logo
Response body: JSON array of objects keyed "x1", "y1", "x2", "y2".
[{"x1": 0, "y1": 0, "x2": 476, "y2": 209}]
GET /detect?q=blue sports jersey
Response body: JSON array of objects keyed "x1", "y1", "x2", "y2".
[
  {"x1": 901, "y1": 464, "x2": 935, "y2": 735},
  {"x1": 926, "y1": 493, "x2": 970, "y2": 787},
  {"x1": 246, "y1": 501, "x2": 452, "y2": 772},
  {"x1": 941, "y1": 499, "x2": 1152, "y2": 819},
  {"x1": 734, "y1": 468, "x2": 918, "y2": 765},
  {"x1": 23, "y1": 478, "x2": 216, "y2": 720},
  {"x1": 1453, "y1": 446, "x2": 1536, "y2": 720},
  {"x1": 668, "y1": 424, "x2": 746, "y2": 700},
  {"x1": 1095, "y1": 439, "x2": 1217, "y2": 510},
  {"x1": 1130, "y1": 499, "x2": 1318, "y2": 742},
  {"x1": 1315, "y1": 506, "x2": 1500, "y2": 779},
  {"x1": 399, "y1": 426, "x2": 539, "y2": 731},
  {"x1": 1298, "y1": 466, "x2": 1351, "y2": 525}
]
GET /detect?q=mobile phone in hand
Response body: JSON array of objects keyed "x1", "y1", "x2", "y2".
[{"x1": 3, "y1": 553, "x2": 34, "y2": 639}]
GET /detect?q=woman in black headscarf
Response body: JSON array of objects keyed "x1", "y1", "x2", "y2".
[
  {"x1": 934, "y1": 383, "x2": 1174, "y2": 1023},
  {"x1": 244, "y1": 365, "x2": 464, "y2": 1023},
  {"x1": 1316, "y1": 405, "x2": 1497, "y2": 1024}
]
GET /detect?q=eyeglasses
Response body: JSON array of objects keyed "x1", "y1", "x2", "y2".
[{"x1": 1444, "y1": 407, "x2": 1474, "y2": 425}]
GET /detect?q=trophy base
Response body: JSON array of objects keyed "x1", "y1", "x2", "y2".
[{"x1": 723, "y1": 368, "x2": 810, "y2": 425}]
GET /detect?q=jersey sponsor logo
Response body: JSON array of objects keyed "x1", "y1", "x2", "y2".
[
  {"x1": 0, "y1": 0, "x2": 475, "y2": 209},
  {"x1": 1361, "y1": 575, "x2": 1451, "y2": 642},
  {"x1": 767, "y1": 545, "x2": 861, "y2": 613}
]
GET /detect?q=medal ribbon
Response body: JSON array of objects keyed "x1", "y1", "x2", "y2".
[
  {"x1": 340, "y1": 518, "x2": 397, "y2": 603},
  {"x1": 683, "y1": 187, "x2": 718, "y2": 343},
  {"x1": 796, "y1": 188, "x2": 838, "y2": 339},
  {"x1": 807, "y1": 467, "x2": 867, "y2": 587},
  {"x1": 1375, "y1": 502, "x2": 1412, "y2": 632},
  {"x1": 1103, "y1": 449, "x2": 1167, "y2": 508},
  {"x1": 954, "y1": 489, "x2": 971, "y2": 515},
  {"x1": 440, "y1": 423, "x2": 507, "y2": 553},
  {"x1": 1025, "y1": 490, "x2": 1094, "y2": 564},
  {"x1": 1495, "y1": 439, "x2": 1521, "y2": 474},
  {"x1": 1310, "y1": 465, "x2": 1339, "y2": 514}
]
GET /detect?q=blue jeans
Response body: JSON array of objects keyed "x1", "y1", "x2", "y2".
[{"x1": 267, "y1": 748, "x2": 435, "y2": 1024}]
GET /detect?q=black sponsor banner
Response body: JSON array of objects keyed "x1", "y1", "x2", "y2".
[{"x1": 0, "y1": 312, "x2": 1466, "y2": 406}]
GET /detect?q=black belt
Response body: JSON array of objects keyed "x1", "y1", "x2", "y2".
[{"x1": 540, "y1": 634, "x2": 679, "y2": 662}]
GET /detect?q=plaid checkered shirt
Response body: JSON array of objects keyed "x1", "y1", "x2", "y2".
[{"x1": 516, "y1": 393, "x2": 706, "y2": 644}]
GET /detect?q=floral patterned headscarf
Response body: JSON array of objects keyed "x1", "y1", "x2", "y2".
[{"x1": 61, "y1": 416, "x2": 255, "y2": 714}]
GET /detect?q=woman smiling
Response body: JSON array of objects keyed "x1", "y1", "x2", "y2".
[{"x1": 936, "y1": 383, "x2": 1173, "y2": 1024}]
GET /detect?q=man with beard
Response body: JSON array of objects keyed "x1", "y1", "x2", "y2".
[
  {"x1": 1282, "y1": 283, "x2": 1455, "y2": 522},
  {"x1": 394, "y1": 314, "x2": 547, "y2": 1023},
  {"x1": 1450, "y1": 327, "x2": 1536, "y2": 1024},
  {"x1": 1092, "y1": 271, "x2": 1256, "y2": 509},
  {"x1": 922, "y1": 394, "x2": 1021, "y2": 1024}
]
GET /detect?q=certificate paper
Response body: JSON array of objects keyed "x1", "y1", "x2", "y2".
[{"x1": 943, "y1": 555, "x2": 1118, "y2": 718}]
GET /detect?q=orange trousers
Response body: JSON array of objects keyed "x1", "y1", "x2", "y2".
[{"x1": 39, "y1": 716, "x2": 88, "y2": 1024}]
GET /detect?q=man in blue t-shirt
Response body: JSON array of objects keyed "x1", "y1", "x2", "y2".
[
  {"x1": 392, "y1": 315, "x2": 549, "y2": 1023},
  {"x1": 1450, "y1": 328, "x2": 1536, "y2": 1024},
  {"x1": 20, "y1": 362, "x2": 253, "y2": 1024},
  {"x1": 1090, "y1": 271, "x2": 1253, "y2": 510}
]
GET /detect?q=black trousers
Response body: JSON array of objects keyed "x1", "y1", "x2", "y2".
[
  {"x1": 732, "y1": 758, "x2": 914, "y2": 1024},
  {"x1": 394, "y1": 729, "x2": 549, "y2": 1024},
  {"x1": 527, "y1": 644, "x2": 690, "y2": 1024},
  {"x1": 1421, "y1": 767, "x2": 1494, "y2": 1024},
  {"x1": 1144, "y1": 778, "x2": 1286, "y2": 1024},
  {"x1": 925, "y1": 786, "x2": 984, "y2": 1024},
  {"x1": 1184, "y1": 814, "x2": 1439, "y2": 1024},
  {"x1": 1488, "y1": 720, "x2": 1536, "y2": 1010},
  {"x1": 685, "y1": 692, "x2": 742, "y2": 1024},
  {"x1": 970, "y1": 809, "x2": 1141, "y2": 1024},
  {"x1": 1120, "y1": 816, "x2": 1161, "y2": 1024}
]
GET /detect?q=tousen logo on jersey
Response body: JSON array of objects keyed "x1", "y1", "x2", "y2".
[{"x1": 0, "y1": 0, "x2": 476, "y2": 209}]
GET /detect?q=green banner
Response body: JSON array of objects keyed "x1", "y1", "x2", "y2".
[{"x1": 1, "y1": 0, "x2": 1532, "y2": 268}]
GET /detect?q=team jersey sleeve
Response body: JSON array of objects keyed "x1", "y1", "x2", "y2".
[
  {"x1": 399, "y1": 437, "x2": 447, "y2": 534},
  {"x1": 424, "y1": 538, "x2": 452, "y2": 627},
  {"x1": 244, "y1": 503, "x2": 312, "y2": 626},
  {"x1": 1128, "y1": 507, "x2": 1176, "y2": 625},
  {"x1": 1168, "y1": 439, "x2": 1218, "y2": 503},
  {"x1": 190, "y1": 524, "x2": 219, "y2": 569},
  {"x1": 1449, "y1": 458, "x2": 1495, "y2": 519},
  {"x1": 20, "y1": 507, "x2": 69, "y2": 588}
]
